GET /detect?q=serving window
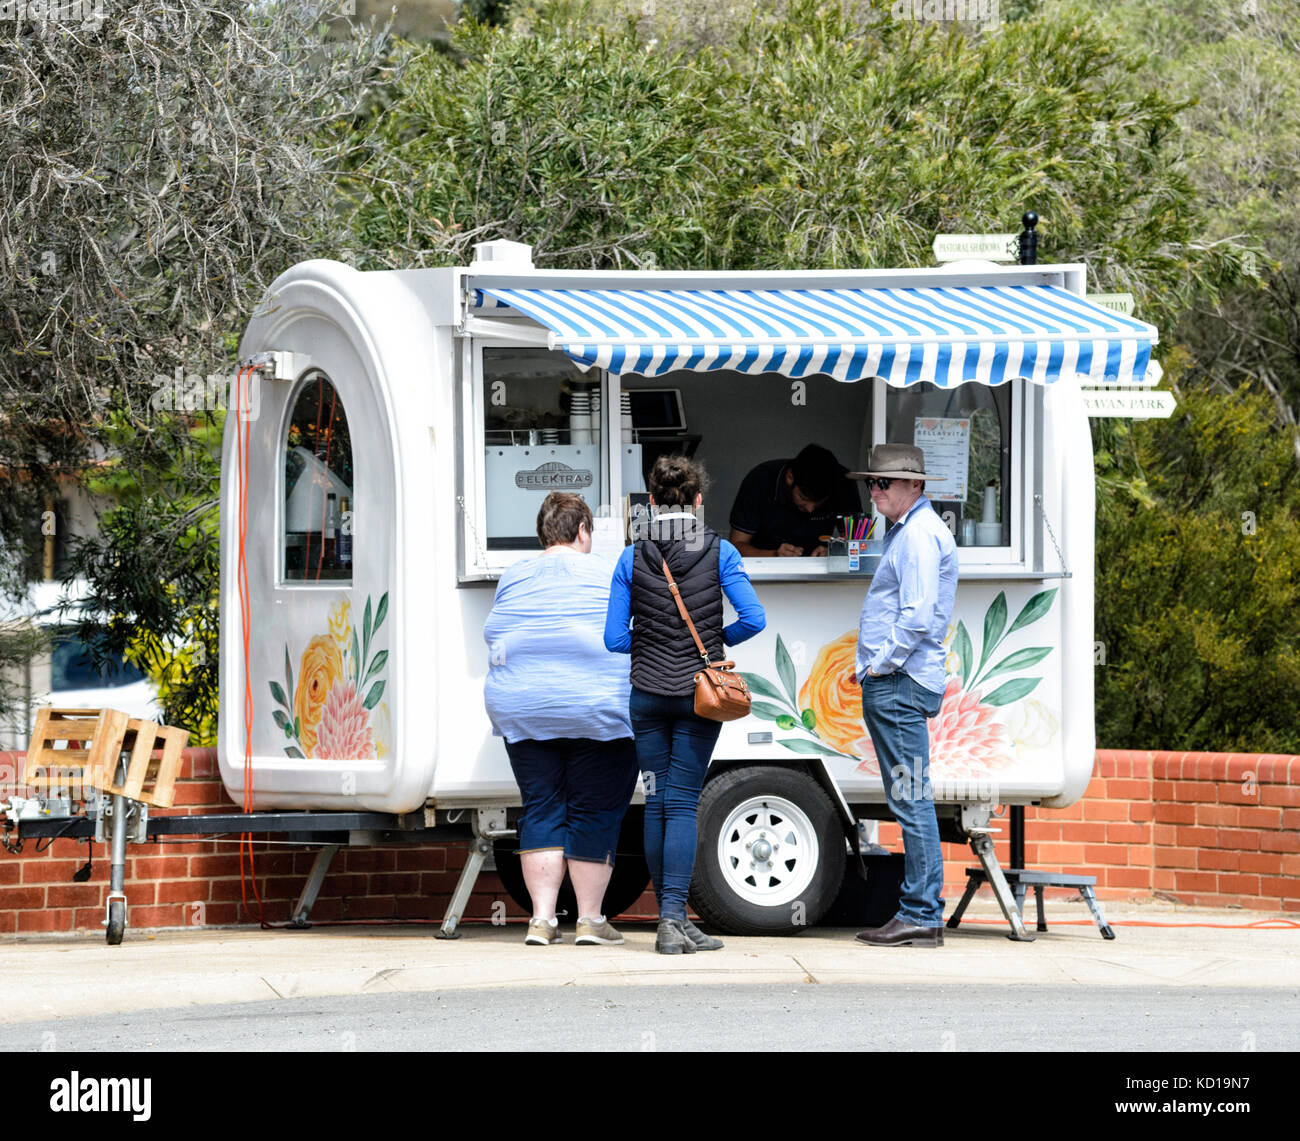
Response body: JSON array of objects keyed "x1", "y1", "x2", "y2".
[
  {"x1": 460, "y1": 342, "x2": 1032, "y2": 579},
  {"x1": 884, "y1": 380, "x2": 1016, "y2": 553}
]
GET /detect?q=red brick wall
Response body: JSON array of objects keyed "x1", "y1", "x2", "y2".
[
  {"x1": 2, "y1": 747, "x2": 1297, "y2": 934},
  {"x1": 0, "y1": 749, "x2": 526, "y2": 936},
  {"x1": 877, "y1": 750, "x2": 1300, "y2": 911}
]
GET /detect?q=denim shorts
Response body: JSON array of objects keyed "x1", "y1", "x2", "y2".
[{"x1": 503, "y1": 736, "x2": 639, "y2": 865}]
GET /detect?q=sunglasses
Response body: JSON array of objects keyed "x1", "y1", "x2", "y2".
[{"x1": 865, "y1": 477, "x2": 895, "y2": 491}]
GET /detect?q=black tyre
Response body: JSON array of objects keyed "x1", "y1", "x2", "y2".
[
  {"x1": 690, "y1": 765, "x2": 846, "y2": 936},
  {"x1": 105, "y1": 898, "x2": 125, "y2": 946},
  {"x1": 492, "y1": 808, "x2": 651, "y2": 922}
]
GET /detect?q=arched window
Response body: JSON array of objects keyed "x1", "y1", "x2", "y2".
[{"x1": 283, "y1": 373, "x2": 355, "y2": 582}]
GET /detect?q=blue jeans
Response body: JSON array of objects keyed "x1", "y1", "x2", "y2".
[
  {"x1": 861, "y1": 671, "x2": 946, "y2": 927},
  {"x1": 628, "y1": 685, "x2": 723, "y2": 921}
]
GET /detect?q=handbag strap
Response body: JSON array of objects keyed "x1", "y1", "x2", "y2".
[{"x1": 645, "y1": 540, "x2": 712, "y2": 666}]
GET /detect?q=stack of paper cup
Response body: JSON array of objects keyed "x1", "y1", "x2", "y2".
[
  {"x1": 569, "y1": 391, "x2": 592, "y2": 445},
  {"x1": 620, "y1": 392, "x2": 633, "y2": 443}
]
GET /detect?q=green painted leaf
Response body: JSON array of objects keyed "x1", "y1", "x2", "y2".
[
  {"x1": 273, "y1": 710, "x2": 289, "y2": 731},
  {"x1": 953, "y1": 621, "x2": 974, "y2": 690},
  {"x1": 1006, "y1": 588, "x2": 1059, "y2": 638},
  {"x1": 284, "y1": 647, "x2": 294, "y2": 709},
  {"x1": 285, "y1": 746, "x2": 306, "y2": 759},
  {"x1": 350, "y1": 628, "x2": 361, "y2": 683},
  {"x1": 363, "y1": 680, "x2": 385, "y2": 710},
  {"x1": 801, "y1": 708, "x2": 816, "y2": 730},
  {"x1": 775, "y1": 714, "x2": 798, "y2": 730},
  {"x1": 269, "y1": 680, "x2": 288, "y2": 709},
  {"x1": 738, "y1": 673, "x2": 795, "y2": 709},
  {"x1": 362, "y1": 596, "x2": 373, "y2": 668},
  {"x1": 749, "y1": 701, "x2": 789, "y2": 722},
  {"x1": 775, "y1": 634, "x2": 798, "y2": 707},
  {"x1": 294, "y1": 715, "x2": 301, "y2": 738},
  {"x1": 363, "y1": 649, "x2": 388, "y2": 687},
  {"x1": 978, "y1": 591, "x2": 1008, "y2": 676},
  {"x1": 373, "y1": 592, "x2": 388, "y2": 634},
  {"x1": 776, "y1": 738, "x2": 850, "y2": 758},
  {"x1": 981, "y1": 676, "x2": 1042, "y2": 707},
  {"x1": 980, "y1": 646, "x2": 1053, "y2": 685}
]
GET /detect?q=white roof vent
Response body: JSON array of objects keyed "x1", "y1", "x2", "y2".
[{"x1": 469, "y1": 240, "x2": 534, "y2": 270}]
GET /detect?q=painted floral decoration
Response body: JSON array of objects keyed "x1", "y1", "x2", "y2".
[
  {"x1": 740, "y1": 589, "x2": 1058, "y2": 779},
  {"x1": 270, "y1": 592, "x2": 389, "y2": 760}
]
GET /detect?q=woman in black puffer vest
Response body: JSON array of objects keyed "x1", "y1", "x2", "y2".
[{"x1": 604, "y1": 456, "x2": 766, "y2": 954}]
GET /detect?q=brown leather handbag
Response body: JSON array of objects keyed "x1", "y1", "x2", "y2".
[{"x1": 659, "y1": 557, "x2": 752, "y2": 722}]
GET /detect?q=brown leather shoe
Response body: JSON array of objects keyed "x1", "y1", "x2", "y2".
[{"x1": 855, "y1": 916, "x2": 944, "y2": 947}]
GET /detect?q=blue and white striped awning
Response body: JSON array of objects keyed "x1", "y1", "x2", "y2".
[{"x1": 472, "y1": 284, "x2": 1157, "y2": 386}]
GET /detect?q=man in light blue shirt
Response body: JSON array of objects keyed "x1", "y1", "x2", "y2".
[{"x1": 851, "y1": 444, "x2": 958, "y2": 948}]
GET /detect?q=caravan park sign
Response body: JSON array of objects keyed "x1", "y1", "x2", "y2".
[{"x1": 1081, "y1": 389, "x2": 1176, "y2": 419}]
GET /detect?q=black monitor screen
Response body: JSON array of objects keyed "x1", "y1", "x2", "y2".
[{"x1": 627, "y1": 388, "x2": 685, "y2": 433}]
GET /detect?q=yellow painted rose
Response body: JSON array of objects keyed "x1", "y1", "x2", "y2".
[
  {"x1": 798, "y1": 632, "x2": 870, "y2": 759},
  {"x1": 295, "y1": 635, "x2": 344, "y2": 756},
  {"x1": 328, "y1": 600, "x2": 352, "y2": 654}
]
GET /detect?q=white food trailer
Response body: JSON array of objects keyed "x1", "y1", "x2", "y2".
[{"x1": 219, "y1": 240, "x2": 1158, "y2": 937}]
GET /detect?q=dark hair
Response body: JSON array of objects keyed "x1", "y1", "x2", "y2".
[
  {"x1": 536, "y1": 492, "x2": 593, "y2": 548},
  {"x1": 648, "y1": 455, "x2": 708, "y2": 508},
  {"x1": 789, "y1": 444, "x2": 842, "y2": 503}
]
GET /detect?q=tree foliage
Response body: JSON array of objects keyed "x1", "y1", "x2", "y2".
[
  {"x1": 0, "y1": 1, "x2": 395, "y2": 740},
  {"x1": 1095, "y1": 380, "x2": 1300, "y2": 751}
]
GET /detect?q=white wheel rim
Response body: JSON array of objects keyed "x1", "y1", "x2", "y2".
[{"x1": 715, "y1": 794, "x2": 820, "y2": 909}]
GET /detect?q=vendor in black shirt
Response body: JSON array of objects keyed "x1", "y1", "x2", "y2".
[{"x1": 728, "y1": 444, "x2": 863, "y2": 557}]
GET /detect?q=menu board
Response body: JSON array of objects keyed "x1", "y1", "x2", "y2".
[{"x1": 914, "y1": 417, "x2": 970, "y2": 502}]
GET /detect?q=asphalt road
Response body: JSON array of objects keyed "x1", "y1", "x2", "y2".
[{"x1": 4, "y1": 984, "x2": 1293, "y2": 1052}]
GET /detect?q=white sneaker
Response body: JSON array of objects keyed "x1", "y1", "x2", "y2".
[
  {"x1": 525, "y1": 917, "x2": 561, "y2": 945},
  {"x1": 574, "y1": 916, "x2": 624, "y2": 945}
]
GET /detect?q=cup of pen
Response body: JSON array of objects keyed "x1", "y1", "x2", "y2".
[{"x1": 832, "y1": 516, "x2": 881, "y2": 574}]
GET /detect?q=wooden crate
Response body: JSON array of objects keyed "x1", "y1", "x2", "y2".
[
  {"x1": 94, "y1": 719, "x2": 189, "y2": 809},
  {"x1": 25, "y1": 707, "x2": 189, "y2": 809},
  {"x1": 24, "y1": 707, "x2": 131, "y2": 796}
]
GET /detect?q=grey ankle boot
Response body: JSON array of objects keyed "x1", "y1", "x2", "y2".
[
  {"x1": 681, "y1": 917, "x2": 724, "y2": 951},
  {"x1": 655, "y1": 918, "x2": 697, "y2": 955}
]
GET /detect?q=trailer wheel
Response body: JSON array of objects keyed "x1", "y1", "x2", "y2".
[
  {"x1": 105, "y1": 898, "x2": 125, "y2": 946},
  {"x1": 492, "y1": 808, "x2": 651, "y2": 922},
  {"x1": 690, "y1": 766, "x2": 845, "y2": 936}
]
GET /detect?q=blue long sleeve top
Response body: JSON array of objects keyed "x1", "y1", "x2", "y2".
[
  {"x1": 604, "y1": 537, "x2": 766, "y2": 654},
  {"x1": 856, "y1": 495, "x2": 959, "y2": 695},
  {"x1": 483, "y1": 548, "x2": 632, "y2": 743}
]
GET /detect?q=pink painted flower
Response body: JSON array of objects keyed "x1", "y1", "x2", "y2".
[
  {"x1": 854, "y1": 679, "x2": 1013, "y2": 779},
  {"x1": 927, "y1": 680, "x2": 1015, "y2": 779},
  {"x1": 313, "y1": 679, "x2": 375, "y2": 760}
]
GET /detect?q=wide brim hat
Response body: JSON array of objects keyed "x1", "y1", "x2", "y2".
[{"x1": 847, "y1": 443, "x2": 942, "y2": 481}]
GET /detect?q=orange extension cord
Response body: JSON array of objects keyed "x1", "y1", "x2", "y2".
[
  {"x1": 234, "y1": 365, "x2": 267, "y2": 928},
  {"x1": 957, "y1": 917, "x2": 1299, "y2": 929}
]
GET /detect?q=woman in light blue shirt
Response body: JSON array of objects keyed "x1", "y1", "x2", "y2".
[{"x1": 483, "y1": 493, "x2": 638, "y2": 948}]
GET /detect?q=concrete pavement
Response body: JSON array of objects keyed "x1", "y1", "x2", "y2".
[{"x1": 1, "y1": 897, "x2": 1296, "y2": 1027}]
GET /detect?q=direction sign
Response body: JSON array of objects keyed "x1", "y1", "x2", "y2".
[
  {"x1": 1081, "y1": 389, "x2": 1176, "y2": 418},
  {"x1": 1086, "y1": 292, "x2": 1136, "y2": 316},
  {"x1": 932, "y1": 234, "x2": 1019, "y2": 263}
]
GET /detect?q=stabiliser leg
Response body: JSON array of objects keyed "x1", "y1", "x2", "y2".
[{"x1": 969, "y1": 831, "x2": 1034, "y2": 942}]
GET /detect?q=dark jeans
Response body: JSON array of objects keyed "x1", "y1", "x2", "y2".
[
  {"x1": 628, "y1": 685, "x2": 722, "y2": 921},
  {"x1": 503, "y1": 737, "x2": 639, "y2": 864},
  {"x1": 861, "y1": 671, "x2": 946, "y2": 927}
]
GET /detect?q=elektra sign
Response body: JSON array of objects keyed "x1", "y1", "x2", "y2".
[{"x1": 515, "y1": 461, "x2": 593, "y2": 491}]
